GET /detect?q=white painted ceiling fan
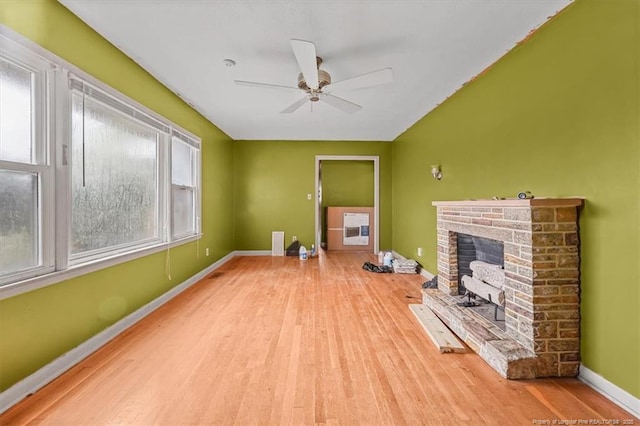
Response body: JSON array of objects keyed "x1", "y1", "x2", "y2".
[{"x1": 234, "y1": 39, "x2": 394, "y2": 114}]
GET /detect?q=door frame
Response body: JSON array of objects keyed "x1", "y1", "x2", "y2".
[{"x1": 314, "y1": 155, "x2": 380, "y2": 254}]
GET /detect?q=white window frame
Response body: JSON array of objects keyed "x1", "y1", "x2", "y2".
[{"x1": 0, "y1": 26, "x2": 202, "y2": 300}]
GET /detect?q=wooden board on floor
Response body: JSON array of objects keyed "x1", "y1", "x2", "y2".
[{"x1": 409, "y1": 304, "x2": 466, "y2": 353}]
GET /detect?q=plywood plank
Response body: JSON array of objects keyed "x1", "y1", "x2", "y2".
[{"x1": 409, "y1": 304, "x2": 466, "y2": 353}]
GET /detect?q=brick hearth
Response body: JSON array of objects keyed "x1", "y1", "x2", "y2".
[{"x1": 427, "y1": 198, "x2": 583, "y2": 379}]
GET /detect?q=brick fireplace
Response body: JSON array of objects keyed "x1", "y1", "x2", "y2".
[{"x1": 422, "y1": 198, "x2": 583, "y2": 379}]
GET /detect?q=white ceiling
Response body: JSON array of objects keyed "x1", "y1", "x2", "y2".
[{"x1": 58, "y1": 0, "x2": 571, "y2": 141}]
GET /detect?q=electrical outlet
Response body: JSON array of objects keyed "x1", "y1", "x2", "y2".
[
  {"x1": 417, "y1": 247, "x2": 423, "y2": 257},
  {"x1": 292, "y1": 236, "x2": 297, "y2": 242},
  {"x1": 307, "y1": 193, "x2": 312, "y2": 200},
  {"x1": 205, "y1": 248, "x2": 210, "y2": 256}
]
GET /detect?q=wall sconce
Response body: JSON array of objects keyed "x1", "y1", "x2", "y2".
[{"x1": 430, "y1": 165, "x2": 442, "y2": 181}]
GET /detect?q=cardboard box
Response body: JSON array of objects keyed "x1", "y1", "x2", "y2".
[{"x1": 326, "y1": 206, "x2": 374, "y2": 252}]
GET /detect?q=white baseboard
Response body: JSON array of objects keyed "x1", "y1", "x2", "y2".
[
  {"x1": 391, "y1": 250, "x2": 435, "y2": 280},
  {"x1": 0, "y1": 252, "x2": 236, "y2": 415},
  {"x1": 234, "y1": 250, "x2": 272, "y2": 256},
  {"x1": 579, "y1": 364, "x2": 640, "y2": 418},
  {"x1": 391, "y1": 250, "x2": 403, "y2": 260}
]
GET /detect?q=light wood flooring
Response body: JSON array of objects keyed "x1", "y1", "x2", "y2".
[{"x1": 1, "y1": 252, "x2": 636, "y2": 425}]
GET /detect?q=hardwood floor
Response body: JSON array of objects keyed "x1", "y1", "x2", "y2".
[{"x1": 1, "y1": 252, "x2": 636, "y2": 425}]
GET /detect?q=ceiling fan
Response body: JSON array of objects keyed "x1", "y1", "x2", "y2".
[{"x1": 234, "y1": 39, "x2": 394, "y2": 114}]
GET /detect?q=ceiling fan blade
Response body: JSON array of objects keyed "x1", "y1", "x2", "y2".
[
  {"x1": 324, "y1": 68, "x2": 394, "y2": 93},
  {"x1": 235, "y1": 80, "x2": 301, "y2": 91},
  {"x1": 290, "y1": 39, "x2": 319, "y2": 90},
  {"x1": 281, "y1": 96, "x2": 309, "y2": 114},
  {"x1": 319, "y1": 93, "x2": 362, "y2": 114}
]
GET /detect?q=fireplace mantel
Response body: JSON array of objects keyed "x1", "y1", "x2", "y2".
[
  {"x1": 424, "y1": 197, "x2": 584, "y2": 379},
  {"x1": 432, "y1": 198, "x2": 583, "y2": 208}
]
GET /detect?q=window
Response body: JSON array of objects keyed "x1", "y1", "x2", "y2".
[
  {"x1": 171, "y1": 132, "x2": 200, "y2": 239},
  {"x1": 0, "y1": 41, "x2": 54, "y2": 284},
  {"x1": 0, "y1": 29, "x2": 201, "y2": 293},
  {"x1": 69, "y1": 80, "x2": 168, "y2": 260}
]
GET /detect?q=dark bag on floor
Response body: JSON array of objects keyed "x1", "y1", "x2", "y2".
[
  {"x1": 286, "y1": 241, "x2": 300, "y2": 256},
  {"x1": 422, "y1": 275, "x2": 438, "y2": 288},
  {"x1": 362, "y1": 262, "x2": 392, "y2": 273}
]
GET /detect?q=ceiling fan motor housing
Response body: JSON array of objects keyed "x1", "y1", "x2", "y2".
[{"x1": 297, "y1": 58, "x2": 331, "y2": 99}]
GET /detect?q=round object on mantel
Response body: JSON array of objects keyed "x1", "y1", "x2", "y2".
[{"x1": 517, "y1": 191, "x2": 534, "y2": 199}]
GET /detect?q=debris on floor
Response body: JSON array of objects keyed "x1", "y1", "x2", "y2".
[{"x1": 392, "y1": 258, "x2": 419, "y2": 274}]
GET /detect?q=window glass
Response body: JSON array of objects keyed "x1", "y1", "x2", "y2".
[
  {"x1": 172, "y1": 186, "x2": 195, "y2": 238},
  {"x1": 71, "y1": 92, "x2": 159, "y2": 255},
  {"x1": 171, "y1": 139, "x2": 193, "y2": 186},
  {"x1": 0, "y1": 170, "x2": 38, "y2": 275},
  {"x1": 0, "y1": 57, "x2": 33, "y2": 163}
]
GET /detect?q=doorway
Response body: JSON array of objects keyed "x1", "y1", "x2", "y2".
[{"x1": 314, "y1": 155, "x2": 379, "y2": 254}]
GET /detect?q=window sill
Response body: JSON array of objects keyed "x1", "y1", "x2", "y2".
[{"x1": 0, "y1": 234, "x2": 201, "y2": 301}]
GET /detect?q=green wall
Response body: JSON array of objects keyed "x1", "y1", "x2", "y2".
[
  {"x1": 233, "y1": 141, "x2": 391, "y2": 251},
  {"x1": 392, "y1": 0, "x2": 639, "y2": 397},
  {"x1": 0, "y1": 0, "x2": 234, "y2": 391},
  {"x1": 320, "y1": 160, "x2": 375, "y2": 243}
]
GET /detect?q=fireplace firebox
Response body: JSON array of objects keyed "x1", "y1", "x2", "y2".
[{"x1": 456, "y1": 233, "x2": 504, "y2": 294}]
